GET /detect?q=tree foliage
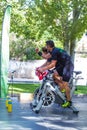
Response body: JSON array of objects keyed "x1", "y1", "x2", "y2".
[
  {"x1": 26, "y1": 0, "x2": 87, "y2": 60},
  {"x1": 0, "y1": 0, "x2": 87, "y2": 61}
]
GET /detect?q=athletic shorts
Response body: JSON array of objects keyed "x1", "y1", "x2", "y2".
[{"x1": 56, "y1": 61, "x2": 74, "y2": 82}]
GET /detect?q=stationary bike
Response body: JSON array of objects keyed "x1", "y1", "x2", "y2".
[{"x1": 31, "y1": 68, "x2": 82, "y2": 114}]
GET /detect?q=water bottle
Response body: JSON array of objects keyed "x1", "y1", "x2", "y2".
[{"x1": 8, "y1": 99, "x2": 12, "y2": 112}]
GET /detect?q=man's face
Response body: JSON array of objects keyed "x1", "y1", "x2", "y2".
[{"x1": 46, "y1": 45, "x2": 52, "y2": 52}]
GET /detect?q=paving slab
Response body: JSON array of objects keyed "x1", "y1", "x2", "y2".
[{"x1": 0, "y1": 95, "x2": 87, "y2": 130}]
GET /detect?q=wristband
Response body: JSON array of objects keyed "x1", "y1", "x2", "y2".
[{"x1": 38, "y1": 51, "x2": 42, "y2": 56}]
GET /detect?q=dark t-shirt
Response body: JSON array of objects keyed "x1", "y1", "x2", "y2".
[{"x1": 49, "y1": 47, "x2": 71, "y2": 68}]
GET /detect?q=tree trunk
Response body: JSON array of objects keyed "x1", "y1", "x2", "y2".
[
  {"x1": 70, "y1": 39, "x2": 76, "y2": 63},
  {"x1": 63, "y1": 40, "x2": 70, "y2": 54},
  {"x1": 63, "y1": 38, "x2": 76, "y2": 63}
]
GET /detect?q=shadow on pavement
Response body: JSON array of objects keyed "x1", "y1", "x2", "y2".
[{"x1": 0, "y1": 95, "x2": 87, "y2": 130}]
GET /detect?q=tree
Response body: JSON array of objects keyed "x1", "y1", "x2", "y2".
[
  {"x1": 0, "y1": 0, "x2": 40, "y2": 60},
  {"x1": 25, "y1": 0, "x2": 87, "y2": 61},
  {"x1": 1, "y1": 0, "x2": 87, "y2": 61}
]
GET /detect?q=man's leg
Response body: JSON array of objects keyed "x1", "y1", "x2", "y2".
[
  {"x1": 61, "y1": 82, "x2": 72, "y2": 108},
  {"x1": 53, "y1": 72, "x2": 71, "y2": 107},
  {"x1": 61, "y1": 63, "x2": 74, "y2": 107},
  {"x1": 63, "y1": 82, "x2": 71, "y2": 101}
]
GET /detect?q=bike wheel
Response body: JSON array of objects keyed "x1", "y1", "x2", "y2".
[{"x1": 42, "y1": 90, "x2": 55, "y2": 107}]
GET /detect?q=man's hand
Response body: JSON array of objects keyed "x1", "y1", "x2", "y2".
[
  {"x1": 38, "y1": 67, "x2": 46, "y2": 73},
  {"x1": 35, "y1": 48, "x2": 39, "y2": 53}
]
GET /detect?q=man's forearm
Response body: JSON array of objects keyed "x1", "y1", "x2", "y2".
[{"x1": 43, "y1": 62, "x2": 55, "y2": 70}]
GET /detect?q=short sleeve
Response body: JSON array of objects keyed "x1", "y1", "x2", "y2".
[{"x1": 51, "y1": 49, "x2": 59, "y2": 61}]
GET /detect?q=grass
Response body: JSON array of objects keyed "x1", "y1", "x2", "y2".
[
  {"x1": 8, "y1": 83, "x2": 87, "y2": 95},
  {"x1": 75, "y1": 85, "x2": 87, "y2": 95},
  {"x1": 8, "y1": 83, "x2": 40, "y2": 95}
]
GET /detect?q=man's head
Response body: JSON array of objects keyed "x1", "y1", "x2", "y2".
[{"x1": 46, "y1": 40, "x2": 55, "y2": 52}]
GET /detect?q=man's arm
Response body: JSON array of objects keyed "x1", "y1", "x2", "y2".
[
  {"x1": 38, "y1": 60, "x2": 57, "y2": 72},
  {"x1": 38, "y1": 51, "x2": 51, "y2": 59},
  {"x1": 43, "y1": 60, "x2": 57, "y2": 70},
  {"x1": 35, "y1": 48, "x2": 51, "y2": 59},
  {"x1": 42, "y1": 53, "x2": 51, "y2": 59}
]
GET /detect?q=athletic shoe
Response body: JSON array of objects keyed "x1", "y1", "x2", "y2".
[{"x1": 62, "y1": 101, "x2": 72, "y2": 108}]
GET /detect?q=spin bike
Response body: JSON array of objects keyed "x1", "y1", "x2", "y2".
[{"x1": 31, "y1": 68, "x2": 82, "y2": 114}]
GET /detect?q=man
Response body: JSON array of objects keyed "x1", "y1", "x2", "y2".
[{"x1": 38, "y1": 40, "x2": 74, "y2": 108}]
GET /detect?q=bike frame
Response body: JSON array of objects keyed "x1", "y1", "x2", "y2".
[{"x1": 31, "y1": 69, "x2": 82, "y2": 113}]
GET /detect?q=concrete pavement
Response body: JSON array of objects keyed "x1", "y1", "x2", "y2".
[{"x1": 0, "y1": 95, "x2": 87, "y2": 130}]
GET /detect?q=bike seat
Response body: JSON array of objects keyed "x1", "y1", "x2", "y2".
[{"x1": 73, "y1": 71, "x2": 82, "y2": 75}]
